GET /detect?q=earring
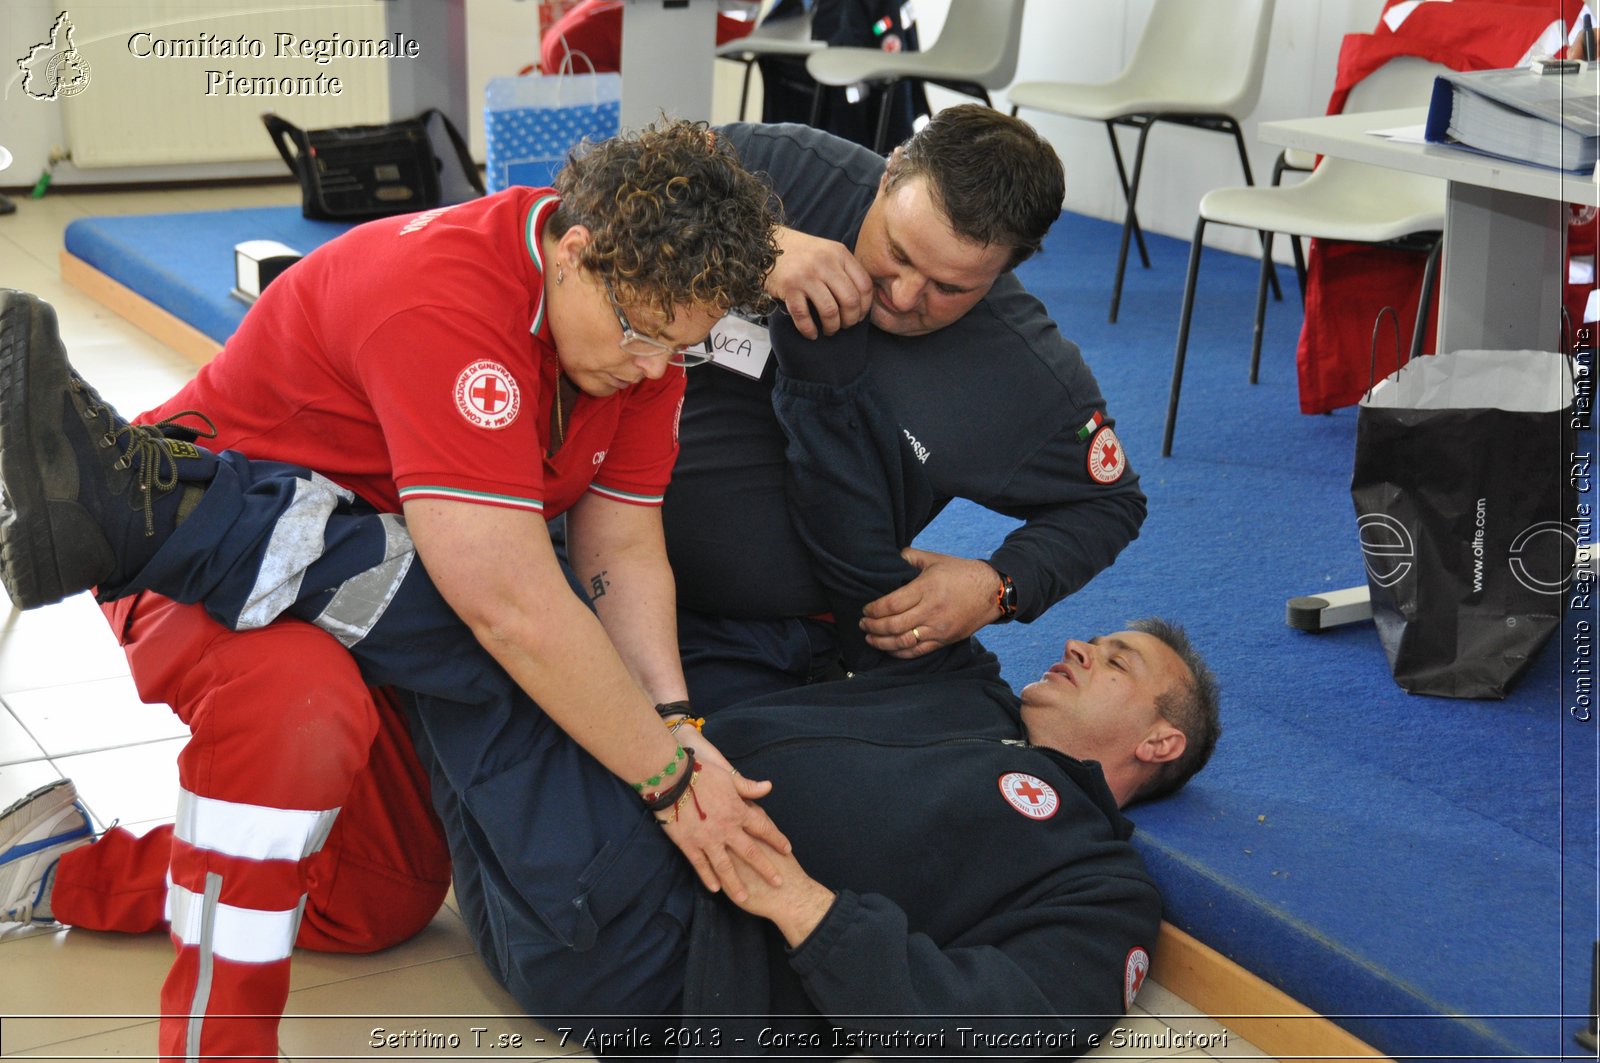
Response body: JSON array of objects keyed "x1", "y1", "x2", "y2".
[{"x1": 556, "y1": 266, "x2": 565, "y2": 285}]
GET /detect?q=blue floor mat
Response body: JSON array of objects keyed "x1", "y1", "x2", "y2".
[{"x1": 64, "y1": 206, "x2": 355, "y2": 343}]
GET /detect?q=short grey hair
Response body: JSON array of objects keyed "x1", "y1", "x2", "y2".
[{"x1": 1127, "y1": 618, "x2": 1220, "y2": 804}]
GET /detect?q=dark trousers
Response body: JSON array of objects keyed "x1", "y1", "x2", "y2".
[
  {"x1": 133, "y1": 453, "x2": 696, "y2": 1030},
  {"x1": 676, "y1": 607, "x2": 845, "y2": 710}
]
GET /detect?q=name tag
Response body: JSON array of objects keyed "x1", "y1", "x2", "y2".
[{"x1": 706, "y1": 314, "x2": 772, "y2": 380}]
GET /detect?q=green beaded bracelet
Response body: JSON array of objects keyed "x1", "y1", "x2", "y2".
[{"x1": 632, "y1": 745, "x2": 686, "y2": 794}]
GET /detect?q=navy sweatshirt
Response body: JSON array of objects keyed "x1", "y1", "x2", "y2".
[
  {"x1": 664, "y1": 123, "x2": 1146, "y2": 634},
  {"x1": 681, "y1": 654, "x2": 1162, "y2": 1059}
]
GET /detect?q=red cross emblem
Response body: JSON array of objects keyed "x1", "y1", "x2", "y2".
[
  {"x1": 472, "y1": 375, "x2": 509, "y2": 413},
  {"x1": 998, "y1": 772, "x2": 1059, "y2": 820},
  {"x1": 1124, "y1": 947, "x2": 1151, "y2": 1010},
  {"x1": 454, "y1": 360, "x2": 521, "y2": 430},
  {"x1": 1086, "y1": 425, "x2": 1126, "y2": 484}
]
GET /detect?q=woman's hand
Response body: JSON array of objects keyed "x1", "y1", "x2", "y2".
[{"x1": 658, "y1": 750, "x2": 792, "y2": 902}]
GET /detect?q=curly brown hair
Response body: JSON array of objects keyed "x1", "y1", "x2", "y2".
[{"x1": 549, "y1": 119, "x2": 778, "y2": 324}]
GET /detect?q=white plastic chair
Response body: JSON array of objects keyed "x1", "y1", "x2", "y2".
[
  {"x1": 715, "y1": 0, "x2": 823, "y2": 121},
  {"x1": 804, "y1": 0, "x2": 1028, "y2": 152},
  {"x1": 1161, "y1": 56, "x2": 1451, "y2": 457},
  {"x1": 1008, "y1": 0, "x2": 1277, "y2": 322}
]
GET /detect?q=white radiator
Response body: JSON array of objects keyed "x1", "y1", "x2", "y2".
[{"x1": 55, "y1": 1, "x2": 393, "y2": 168}]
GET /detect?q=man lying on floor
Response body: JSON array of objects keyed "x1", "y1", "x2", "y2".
[{"x1": 0, "y1": 289, "x2": 1221, "y2": 1057}]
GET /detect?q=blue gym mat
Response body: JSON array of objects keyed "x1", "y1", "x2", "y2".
[{"x1": 64, "y1": 207, "x2": 355, "y2": 344}]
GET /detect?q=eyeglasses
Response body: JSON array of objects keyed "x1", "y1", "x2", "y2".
[{"x1": 603, "y1": 279, "x2": 712, "y2": 368}]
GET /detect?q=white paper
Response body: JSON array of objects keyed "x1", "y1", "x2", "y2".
[
  {"x1": 1367, "y1": 124, "x2": 1430, "y2": 144},
  {"x1": 706, "y1": 313, "x2": 772, "y2": 380},
  {"x1": 1363, "y1": 349, "x2": 1572, "y2": 412}
]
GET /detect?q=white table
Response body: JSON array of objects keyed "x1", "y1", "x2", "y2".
[
  {"x1": 1260, "y1": 105, "x2": 1594, "y2": 358},
  {"x1": 1259, "y1": 106, "x2": 1595, "y2": 629}
]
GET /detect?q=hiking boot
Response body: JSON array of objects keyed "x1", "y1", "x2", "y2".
[
  {"x1": 0, "y1": 779, "x2": 93, "y2": 925},
  {"x1": 0, "y1": 289, "x2": 219, "y2": 608}
]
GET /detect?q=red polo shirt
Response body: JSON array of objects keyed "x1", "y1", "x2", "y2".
[{"x1": 144, "y1": 187, "x2": 685, "y2": 517}]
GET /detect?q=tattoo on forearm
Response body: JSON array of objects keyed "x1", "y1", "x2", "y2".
[{"x1": 588, "y1": 570, "x2": 610, "y2": 602}]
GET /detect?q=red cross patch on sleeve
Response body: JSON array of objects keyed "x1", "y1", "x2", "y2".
[
  {"x1": 1123, "y1": 946, "x2": 1150, "y2": 1010},
  {"x1": 998, "y1": 772, "x2": 1059, "y2": 820},
  {"x1": 1086, "y1": 425, "x2": 1126, "y2": 484},
  {"x1": 454, "y1": 360, "x2": 522, "y2": 430}
]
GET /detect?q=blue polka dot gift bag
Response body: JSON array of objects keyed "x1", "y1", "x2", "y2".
[{"x1": 485, "y1": 64, "x2": 622, "y2": 193}]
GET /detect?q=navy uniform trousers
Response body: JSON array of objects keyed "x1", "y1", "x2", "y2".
[{"x1": 127, "y1": 451, "x2": 698, "y2": 1031}]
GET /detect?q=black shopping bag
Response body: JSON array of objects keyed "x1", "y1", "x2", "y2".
[
  {"x1": 262, "y1": 110, "x2": 482, "y2": 221},
  {"x1": 1351, "y1": 348, "x2": 1576, "y2": 698}
]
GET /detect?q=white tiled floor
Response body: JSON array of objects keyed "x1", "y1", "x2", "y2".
[{"x1": 0, "y1": 186, "x2": 1277, "y2": 1061}]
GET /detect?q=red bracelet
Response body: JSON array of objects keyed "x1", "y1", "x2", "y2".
[{"x1": 654, "y1": 764, "x2": 706, "y2": 825}]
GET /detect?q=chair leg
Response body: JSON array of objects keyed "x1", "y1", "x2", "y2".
[
  {"x1": 1226, "y1": 118, "x2": 1259, "y2": 186},
  {"x1": 872, "y1": 78, "x2": 900, "y2": 154},
  {"x1": 1259, "y1": 231, "x2": 1282, "y2": 303},
  {"x1": 737, "y1": 60, "x2": 755, "y2": 122},
  {"x1": 1104, "y1": 122, "x2": 1152, "y2": 270},
  {"x1": 1409, "y1": 236, "x2": 1444, "y2": 361},
  {"x1": 1164, "y1": 217, "x2": 1209, "y2": 457},
  {"x1": 1291, "y1": 236, "x2": 1307, "y2": 304},
  {"x1": 808, "y1": 82, "x2": 826, "y2": 127},
  {"x1": 1270, "y1": 149, "x2": 1311, "y2": 301},
  {"x1": 1251, "y1": 231, "x2": 1275, "y2": 384},
  {"x1": 1110, "y1": 120, "x2": 1155, "y2": 325},
  {"x1": 1225, "y1": 118, "x2": 1281, "y2": 304}
]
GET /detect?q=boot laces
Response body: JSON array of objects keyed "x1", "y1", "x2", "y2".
[{"x1": 72, "y1": 379, "x2": 217, "y2": 537}]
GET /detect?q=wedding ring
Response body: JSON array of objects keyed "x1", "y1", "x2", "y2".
[{"x1": 911, "y1": 627, "x2": 922, "y2": 643}]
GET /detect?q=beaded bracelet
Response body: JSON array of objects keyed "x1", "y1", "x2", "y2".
[
  {"x1": 631, "y1": 745, "x2": 686, "y2": 795},
  {"x1": 643, "y1": 748, "x2": 698, "y2": 811}
]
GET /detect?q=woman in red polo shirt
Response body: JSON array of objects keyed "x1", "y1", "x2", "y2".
[{"x1": 0, "y1": 120, "x2": 781, "y2": 1061}]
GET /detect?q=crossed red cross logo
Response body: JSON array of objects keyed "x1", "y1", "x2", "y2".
[
  {"x1": 1012, "y1": 778, "x2": 1046, "y2": 804},
  {"x1": 998, "y1": 772, "x2": 1058, "y2": 820},
  {"x1": 472, "y1": 374, "x2": 509, "y2": 414},
  {"x1": 1124, "y1": 947, "x2": 1151, "y2": 1010},
  {"x1": 1086, "y1": 425, "x2": 1126, "y2": 484},
  {"x1": 454, "y1": 360, "x2": 521, "y2": 430}
]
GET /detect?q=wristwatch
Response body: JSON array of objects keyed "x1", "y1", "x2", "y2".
[{"x1": 993, "y1": 571, "x2": 1018, "y2": 624}]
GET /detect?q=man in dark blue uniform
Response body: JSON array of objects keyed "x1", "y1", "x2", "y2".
[{"x1": 665, "y1": 107, "x2": 1149, "y2": 707}]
